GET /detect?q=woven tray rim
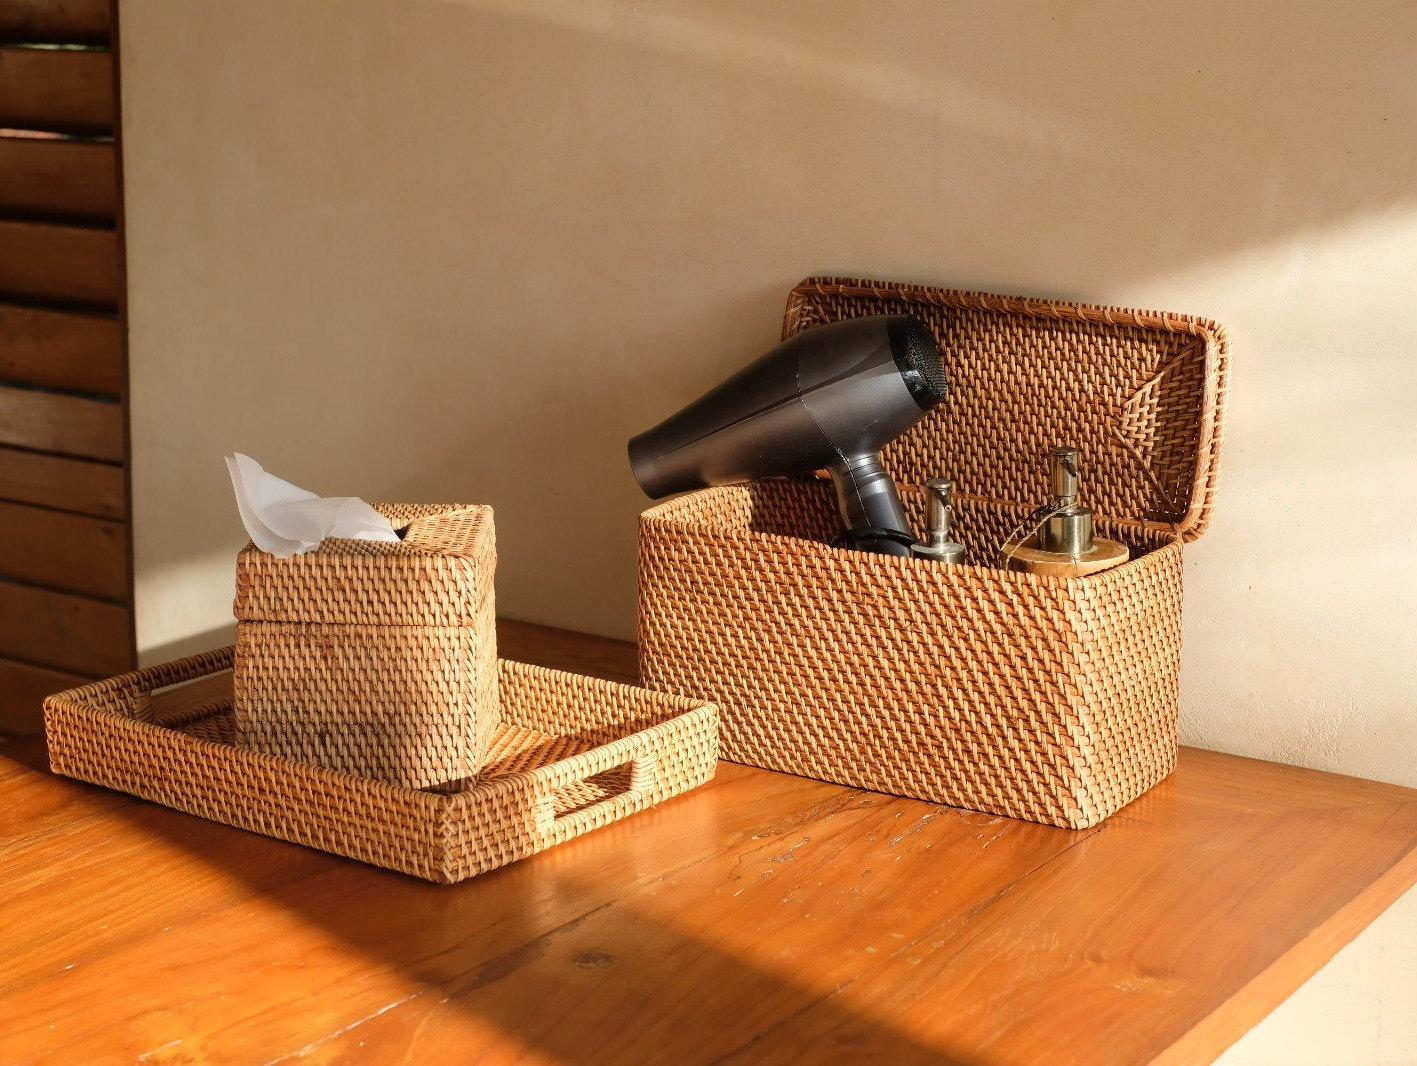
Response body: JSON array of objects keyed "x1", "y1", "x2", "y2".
[{"x1": 43, "y1": 650, "x2": 719, "y2": 881}]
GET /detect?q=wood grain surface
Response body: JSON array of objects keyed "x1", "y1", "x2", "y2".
[
  {"x1": 0, "y1": 219, "x2": 120, "y2": 307},
  {"x1": 0, "y1": 383, "x2": 123, "y2": 461},
  {"x1": 0, "y1": 656, "x2": 89, "y2": 734},
  {"x1": 0, "y1": 498, "x2": 127, "y2": 600},
  {"x1": 0, "y1": 3, "x2": 130, "y2": 733},
  {"x1": 0, "y1": 446, "x2": 124, "y2": 519},
  {"x1": 0, "y1": 576, "x2": 129, "y2": 676},
  {"x1": 0, "y1": 304, "x2": 122, "y2": 394},
  {"x1": 0, "y1": 135, "x2": 116, "y2": 221},
  {"x1": 2, "y1": 619, "x2": 1415, "y2": 1065}
]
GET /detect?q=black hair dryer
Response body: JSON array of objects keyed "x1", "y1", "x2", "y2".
[{"x1": 628, "y1": 314, "x2": 947, "y2": 555}]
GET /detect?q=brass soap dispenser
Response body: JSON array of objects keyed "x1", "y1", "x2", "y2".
[{"x1": 1003, "y1": 447, "x2": 1129, "y2": 577}]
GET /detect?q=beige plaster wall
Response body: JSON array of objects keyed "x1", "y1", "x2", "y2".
[{"x1": 120, "y1": 2, "x2": 1417, "y2": 1059}]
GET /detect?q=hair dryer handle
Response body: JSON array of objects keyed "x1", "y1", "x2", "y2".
[{"x1": 827, "y1": 454, "x2": 916, "y2": 556}]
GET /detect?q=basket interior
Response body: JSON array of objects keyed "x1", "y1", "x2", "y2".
[
  {"x1": 118, "y1": 656, "x2": 692, "y2": 798},
  {"x1": 657, "y1": 478, "x2": 1175, "y2": 568},
  {"x1": 157, "y1": 703, "x2": 629, "y2": 804}
]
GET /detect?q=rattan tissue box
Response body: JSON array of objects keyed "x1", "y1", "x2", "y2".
[
  {"x1": 232, "y1": 502, "x2": 497, "y2": 790},
  {"x1": 638, "y1": 276, "x2": 1228, "y2": 829}
]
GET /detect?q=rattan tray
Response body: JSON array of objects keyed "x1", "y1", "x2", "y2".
[{"x1": 44, "y1": 649, "x2": 719, "y2": 883}]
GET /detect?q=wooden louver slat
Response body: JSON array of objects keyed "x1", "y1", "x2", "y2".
[
  {"x1": 0, "y1": 384, "x2": 124, "y2": 462},
  {"x1": 0, "y1": 219, "x2": 121, "y2": 307},
  {"x1": 0, "y1": 136, "x2": 116, "y2": 220},
  {"x1": 0, "y1": 0, "x2": 111, "y2": 46},
  {"x1": 0, "y1": 656, "x2": 92, "y2": 735},
  {"x1": 0, "y1": 45, "x2": 114, "y2": 134},
  {"x1": 0, "y1": 304, "x2": 122, "y2": 394},
  {"x1": 0, "y1": 578, "x2": 130, "y2": 677},
  {"x1": 0, "y1": 446, "x2": 124, "y2": 520},
  {"x1": 0, "y1": 499, "x2": 127, "y2": 601}
]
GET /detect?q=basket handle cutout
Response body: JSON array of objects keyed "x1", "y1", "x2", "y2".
[{"x1": 542, "y1": 753, "x2": 660, "y2": 835}]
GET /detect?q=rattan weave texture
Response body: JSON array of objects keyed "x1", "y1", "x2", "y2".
[
  {"x1": 638, "y1": 277, "x2": 1226, "y2": 829},
  {"x1": 44, "y1": 649, "x2": 719, "y2": 883},
  {"x1": 232, "y1": 503, "x2": 498, "y2": 789}
]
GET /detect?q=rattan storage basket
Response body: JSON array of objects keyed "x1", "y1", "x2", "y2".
[
  {"x1": 44, "y1": 649, "x2": 719, "y2": 883},
  {"x1": 233, "y1": 503, "x2": 497, "y2": 790},
  {"x1": 638, "y1": 276, "x2": 1227, "y2": 829}
]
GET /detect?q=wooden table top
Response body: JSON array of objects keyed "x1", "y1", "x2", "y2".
[{"x1": 3, "y1": 619, "x2": 1416, "y2": 1065}]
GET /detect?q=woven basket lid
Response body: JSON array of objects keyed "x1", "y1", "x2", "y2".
[
  {"x1": 782, "y1": 276, "x2": 1228, "y2": 542},
  {"x1": 233, "y1": 503, "x2": 494, "y2": 626}
]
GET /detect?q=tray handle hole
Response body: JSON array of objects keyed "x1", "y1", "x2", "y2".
[{"x1": 552, "y1": 761, "x2": 638, "y2": 819}]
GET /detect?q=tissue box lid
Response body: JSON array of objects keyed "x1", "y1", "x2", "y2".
[
  {"x1": 233, "y1": 503, "x2": 495, "y2": 627},
  {"x1": 782, "y1": 277, "x2": 1228, "y2": 542}
]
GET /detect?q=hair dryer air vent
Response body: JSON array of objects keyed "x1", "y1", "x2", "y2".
[{"x1": 888, "y1": 315, "x2": 948, "y2": 410}]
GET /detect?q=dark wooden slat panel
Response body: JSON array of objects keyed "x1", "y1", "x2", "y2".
[
  {"x1": 0, "y1": 45, "x2": 113, "y2": 133},
  {"x1": 0, "y1": 136, "x2": 115, "y2": 220},
  {"x1": 0, "y1": 499, "x2": 126, "y2": 600},
  {"x1": 0, "y1": 656, "x2": 90, "y2": 735},
  {"x1": 0, "y1": 1, "x2": 110, "y2": 46},
  {"x1": 0, "y1": 446, "x2": 123, "y2": 519},
  {"x1": 0, "y1": 220, "x2": 120, "y2": 307},
  {"x1": 0, "y1": 384, "x2": 123, "y2": 461},
  {"x1": 0, "y1": 577, "x2": 130, "y2": 676},
  {"x1": 0, "y1": 303, "x2": 121, "y2": 393}
]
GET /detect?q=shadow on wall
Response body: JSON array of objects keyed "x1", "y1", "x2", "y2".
[
  {"x1": 127, "y1": 0, "x2": 1417, "y2": 640},
  {"x1": 421, "y1": 0, "x2": 1417, "y2": 284}
]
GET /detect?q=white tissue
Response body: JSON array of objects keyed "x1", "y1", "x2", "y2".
[{"x1": 226, "y1": 453, "x2": 400, "y2": 557}]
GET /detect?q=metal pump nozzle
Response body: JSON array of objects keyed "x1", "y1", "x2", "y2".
[
  {"x1": 1038, "y1": 447, "x2": 1095, "y2": 556},
  {"x1": 912, "y1": 478, "x2": 967, "y2": 564}
]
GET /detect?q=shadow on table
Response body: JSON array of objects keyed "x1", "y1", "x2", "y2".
[{"x1": 80, "y1": 757, "x2": 977, "y2": 1064}]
